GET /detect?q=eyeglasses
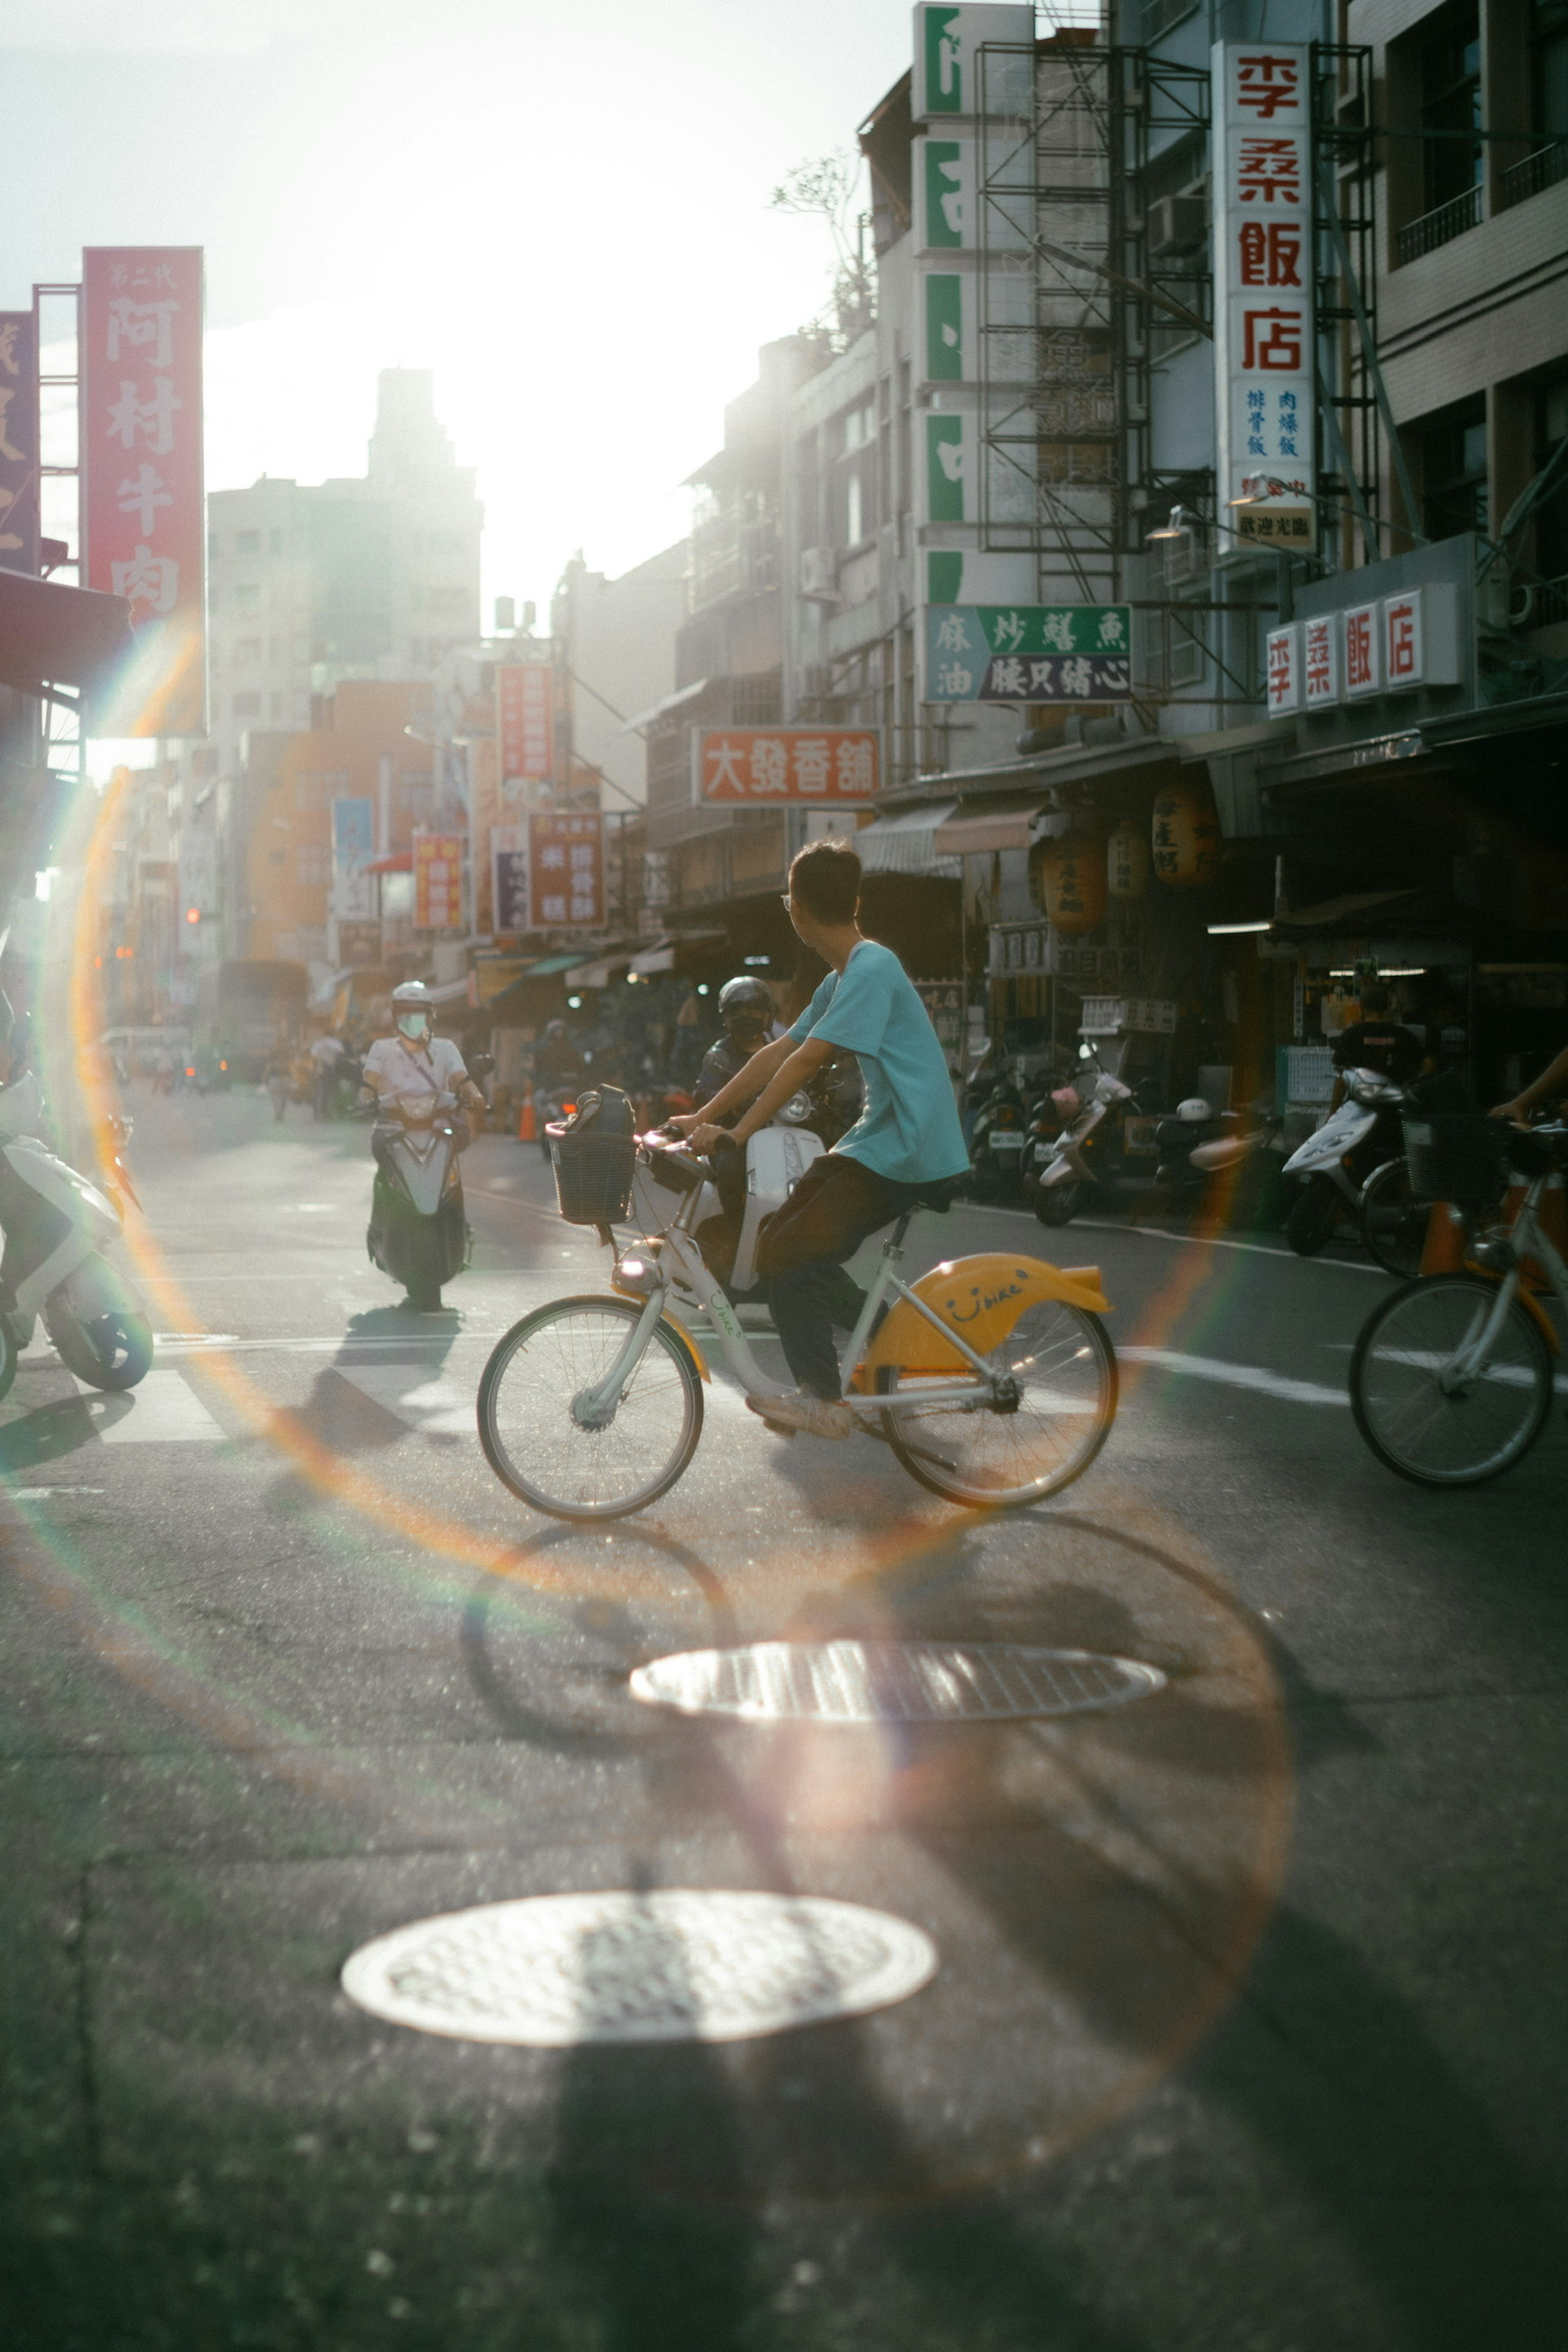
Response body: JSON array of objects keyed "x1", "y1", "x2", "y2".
[{"x1": 780, "y1": 894, "x2": 795, "y2": 913}]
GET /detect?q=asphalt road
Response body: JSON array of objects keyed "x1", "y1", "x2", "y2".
[{"x1": 1, "y1": 1085, "x2": 1563, "y2": 2351}]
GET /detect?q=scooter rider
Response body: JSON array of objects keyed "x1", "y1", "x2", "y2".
[
  {"x1": 693, "y1": 976, "x2": 778, "y2": 1123},
  {"x1": 1328, "y1": 981, "x2": 1425, "y2": 1109},
  {"x1": 671, "y1": 840, "x2": 969, "y2": 1439},
  {"x1": 359, "y1": 983, "x2": 486, "y2": 1138}
]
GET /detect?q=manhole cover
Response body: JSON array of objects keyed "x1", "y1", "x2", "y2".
[
  {"x1": 341, "y1": 1889, "x2": 937, "y2": 2045},
  {"x1": 629, "y1": 1642, "x2": 1166, "y2": 1724}
]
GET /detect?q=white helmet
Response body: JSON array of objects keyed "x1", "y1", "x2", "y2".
[
  {"x1": 391, "y1": 981, "x2": 434, "y2": 1008},
  {"x1": 1176, "y1": 1096, "x2": 1212, "y2": 1122}
]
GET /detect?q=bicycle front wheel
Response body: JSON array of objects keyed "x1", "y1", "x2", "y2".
[
  {"x1": 1361, "y1": 1157, "x2": 1428, "y2": 1279},
  {"x1": 478, "y1": 1296, "x2": 703, "y2": 1522},
  {"x1": 877, "y1": 1299, "x2": 1116, "y2": 1509},
  {"x1": 1350, "y1": 1274, "x2": 1552, "y2": 1487}
]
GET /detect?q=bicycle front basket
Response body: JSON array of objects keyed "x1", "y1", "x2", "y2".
[
  {"x1": 548, "y1": 1087, "x2": 636, "y2": 1224},
  {"x1": 1401, "y1": 1114, "x2": 1506, "y2": 1205}
]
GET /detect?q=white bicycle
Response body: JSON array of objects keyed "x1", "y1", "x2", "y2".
[
  {"x1": 1350, "y1": 1120, "x2": 1567, "y2": 1486},
  {"x1": 477, "y1": 1134, "x2": 1118, "y2": 1523}
]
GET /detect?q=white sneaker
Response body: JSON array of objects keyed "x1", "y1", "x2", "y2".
[{"x1": 746, "y1": 1388, "x2": 853, "y2": 1440}]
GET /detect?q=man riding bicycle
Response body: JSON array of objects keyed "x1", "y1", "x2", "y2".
[{"x1": 672, "y1": 840, "x2": 968, "y2": 1439}]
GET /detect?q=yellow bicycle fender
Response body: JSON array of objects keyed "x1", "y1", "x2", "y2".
[
  {"x1": 660, "y1": 1310, "x2": 712, "y2": 1380},
  {"x1": 851, "y1": 1254, "x2": 1111, "y2": 1389}
]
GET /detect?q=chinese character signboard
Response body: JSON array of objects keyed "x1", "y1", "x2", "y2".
[
  {"x1": 1343, "y1": 602, "x2": 1379, "y2": 698},
  {"x1": 1265, "y1": 623, "x2": 1300, "y2": 715},
  {"x1": 922, "y1": 605, "x2": 1132, "y2": 701},
  {"x1": 695, "y1": 728, "x2": 880, "y2": 803},
  {"x1": 497, "y1": 661, "x2": 555, "y2": 784},
  {"x1": 332, "y1": 796, "x2": 376, "y2": 920},
  {"x1": 1303, "y1": 611, "x2": 1339, "y2": 706},
  {"x1": 1287, "y1": 584, "x2": 1460, "y2": 712},
  {"x1": 81, "y1": 247, "x2": 205, "y2": 734},
  {"x1": 1211, "y1": 45, "x2": 1316, "y2": 556},
  {"x1": 529, "y1": 811, "x2": 604, "y2": 929},
  {"x1": 491, "y1": 824, "x2": 530, "y2": 933},
  {"x1": 0, "y1": 311, "x2": 39, "y2": 575},
  {"x1": 912, "y1": 4, "x2": 1033, "y2": 121},
  {"x1": 413, "y1": 831, "x2": 464, "y2": 931}
]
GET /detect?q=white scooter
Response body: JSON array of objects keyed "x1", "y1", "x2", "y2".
[
  {"x1": 1282, "y1": 1066, "x2": 1409, "y2": 1262},
  {"x1": 0, "y1": 1066, "x2": 153, "y2": 1396},
  {"x1": 1027, "y1": 1067, "x2": 1134, "y2": 1229}
]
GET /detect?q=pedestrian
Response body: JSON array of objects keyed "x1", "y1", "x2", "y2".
[
  {"x1": 1492, "y1": 1038, "x2": 1568, "y2": 1125},
  {"x1": 1327, "y1": 980, "x2": 1426, "y2": 1109}
]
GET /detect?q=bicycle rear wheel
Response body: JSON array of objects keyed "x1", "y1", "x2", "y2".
[
  {"x1": 1350, "y1": 1273, "x2": 1552, "y2": 1487},
  {"x1": 876, "y1": 1299, "x2": 1116, "y2": 1509},
  {"x1": 478, "y1": 1295, "x2": 703, "y2": 1522}
]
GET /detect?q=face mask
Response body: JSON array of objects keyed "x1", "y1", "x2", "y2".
[{"x1": 397, "y1": 1013, "x2": 430, "y2": 1041}]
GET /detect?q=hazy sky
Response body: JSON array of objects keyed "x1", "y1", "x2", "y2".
[{"x1": 2, "y1": 0, "x2": 949, "y2": 618}]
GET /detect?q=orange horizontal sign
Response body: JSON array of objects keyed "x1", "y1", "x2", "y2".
[{"x1": 697, "y1": 728, "x2": 879, "y2": 802}]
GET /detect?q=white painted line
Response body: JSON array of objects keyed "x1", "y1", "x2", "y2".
[
  {"x1": 334, "y1": 1365, "x2": 477, "y2": 1436},
  {"x1": 75, "y1": 1369, "x2": 229, "y2": 1443},
  {"x1": 1119, "y1": 1345, "x2": 1347, "y2": 1407},
  {"x1": 1073, "y1": 1218, "x2": 1388, "y2": 1273}
]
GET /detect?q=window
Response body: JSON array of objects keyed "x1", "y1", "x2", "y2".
[
  {"x1": 234, "y1": 692, "x2": 261, "y2": 718},
  {"x1": 269, "y1": 528, "x2": 283, "y2": 555},
  {"x1": 232, "y1": 583, "x2": 260, "y2": 615},
  {"x1": 1421, "y1": 401, "x2": 1488, "y2": 538},
  {"x1": 1534, "y1": 377, "x2": 1568, "y2": 583},
  {"x1": 428, "y1": 530, "x2": 466, "y2": 555},
  {"x1": 1422, "y1": 5, "x2": 1481, "y2": 213},
  {"x1": 427, "y1": 586, "x2": 468, "y2": 616},
  {"x1": 295, "y1": 845, "x2": 331, "y2": 888},
  {"x1": 235, "y1": 530, "x2": 261, "y2": 556},
  {"x1": 235, "y1": 637, "x2": 261, "y2": 667},
  {"x1": 270, "y1": 693, "x2": 285, "y2": 719}
]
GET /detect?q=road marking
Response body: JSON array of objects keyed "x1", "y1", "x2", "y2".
[
  {"x1": 75, "y1": 1369, "x2": 229, "y2": 1443},
  {"x1": 1073, "y1": 1217, "x2": 1388, "y2": 1273},
  {"x1": 1118, "y1": 1345, "x2": 1347, "y2": 1407},
  {"x1": 333, "y1": 1365, "x2": 477, "y2": 1436}
]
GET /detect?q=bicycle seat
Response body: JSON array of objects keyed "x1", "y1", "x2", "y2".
[{"x1": 908, "y1": 1178, "x2": 960, "y2": 1213}]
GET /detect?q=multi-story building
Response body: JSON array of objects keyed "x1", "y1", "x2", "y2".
[{"x1": 206, "y1": 370, "x2": 481, "y2": 780}]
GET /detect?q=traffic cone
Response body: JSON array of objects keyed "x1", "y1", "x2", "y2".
[{"x1": 518, "y1": 1087, "x2": 537, "y2": 1142}]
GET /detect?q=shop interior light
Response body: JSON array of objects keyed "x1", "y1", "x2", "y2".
[
  {"x1": 1207, "y1": 919, "x2": 1273, "y2": 933},
  {"x1": 1376, "y1": 967, "x2": 1427, "y2": 977}
]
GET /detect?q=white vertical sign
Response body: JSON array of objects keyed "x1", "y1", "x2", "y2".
[{"x1": 1211, "y1": 42, "x2": 1316, "y2": 557}]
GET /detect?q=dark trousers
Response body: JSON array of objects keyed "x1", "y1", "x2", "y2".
[{"x1": 754, "y1": 1152, "x2": 931, "y2": 1399}]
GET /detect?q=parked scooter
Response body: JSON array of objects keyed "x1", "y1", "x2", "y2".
[
  {"x1": 363, "y1": 1052, "x2": 493, "y2": 1313},
  {"x1": 1026, "y1": 1060, "x2": 1135, "y2": 1227},
  {"x1": 0, "y1": 1064, "x2": 153, "y2": 1395},
  {"x1": 1154, "y1": 1094, "x2": 1285, "y2": 1220},
  {"x1": 966, "y1": 1072, "x2": 1032, "y2": 1200},
  {"x1": 1282, "y1": 1067, "x2": 1410, "y2": 1262}
]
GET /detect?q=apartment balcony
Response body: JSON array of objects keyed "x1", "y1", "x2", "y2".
[
  {"x1": 1396, "y1": 183, "x2": 1483, "y2": 266},
  {"x1": 1498, "y1": 140, "x2": 1568, "y2": 213}
]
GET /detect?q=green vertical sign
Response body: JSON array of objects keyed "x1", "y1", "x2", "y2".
[
  {"x1": 922, "y1": 6, "x2": 962, "y2": 113},
  {"x1": 923, "y1": 140, "x2": 964, "y2": 247},
  {"x1": 924, "y1": 274, "x2": 963, "y2": 380},
  {"x1": 926, "y1": 416, "x2": 967, "y2": 522}
]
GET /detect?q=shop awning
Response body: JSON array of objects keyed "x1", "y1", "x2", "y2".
[
  {"x1": 363, "y1": 853, "x2": 411, "y2": 875},
  {"x1": 0, "y1": 566, "x2": 134, "y2": 694},
  {"x1": 425, "y1": 978, "x2": 472, "y2": 1006},
  {"x1": 629, "y1": 929, "x2": 728, "y2": 976},
  {"x1": 619, "y1": 677, "x2": 710, "y2": 737},
  {"x1": 855, "y1": 800, "x2": 961, "y2": 878},
  {"x1": 933, "y1": 805, "x2": 1047, "y2": 855}
]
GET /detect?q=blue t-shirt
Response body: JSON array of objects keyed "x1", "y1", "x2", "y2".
[{"x1": 788, "y1": 940, "x2": 969, "y2": 1185}]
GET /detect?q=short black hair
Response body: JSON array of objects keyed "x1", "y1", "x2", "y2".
[
  {"x1": 789, "y1": 839, "x2": 862, "y2": 924},
  {"x1": 1359, "y1": 981, "x2": 1391, "y2": 1015}
]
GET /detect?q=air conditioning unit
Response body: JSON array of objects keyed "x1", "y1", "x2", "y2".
[
  {"x1": 798, "y1": 547, "x2": 840, "y2": 604},
  {"x1": 1148, "y1": 194, "x2": 1208, "y2": 257}
]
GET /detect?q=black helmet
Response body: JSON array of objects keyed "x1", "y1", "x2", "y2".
[{"x1": 718, "y1": 976, "x2": 773, "y2": 1031}]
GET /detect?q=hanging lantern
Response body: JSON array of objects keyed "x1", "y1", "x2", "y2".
[
  {"x1": 1151, "y1": 779, "x2": 1221, "y2": 889},
  {"x1": 1106, "y1": 818, "x2": 1149, "y2": 901},
  {"x1": 1038, "y1": 829, "x2": 1106, "y2": 937}
]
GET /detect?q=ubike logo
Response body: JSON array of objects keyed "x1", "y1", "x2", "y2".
[{"x1": 944, "y1": 1268, "x2": 1031, "y2": 1324}]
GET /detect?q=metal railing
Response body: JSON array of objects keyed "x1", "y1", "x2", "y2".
[
  {"x1": 1396, "y1": 182, "x2": 1483, "y2": 265},
  {"x1": 1499, "y1": 140, "x2": 1568, "y2": 213}
]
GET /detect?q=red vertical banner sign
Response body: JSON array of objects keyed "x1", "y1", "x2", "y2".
[
  {"x1": 413, "y1": 831, "x2": 465, "y2": 931},
  {"x1": 497, "y1": 661, "x2": 556, "y2": 783},
  {"x1": 81, "y1": 247, "x2": 206, "y2": 735},
  {"x1": 528, "y1": 812, "x2": 604, "y2": 929},
  {"x1": 0, "y1": 311, "x2": 40, "y2": 575}
]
